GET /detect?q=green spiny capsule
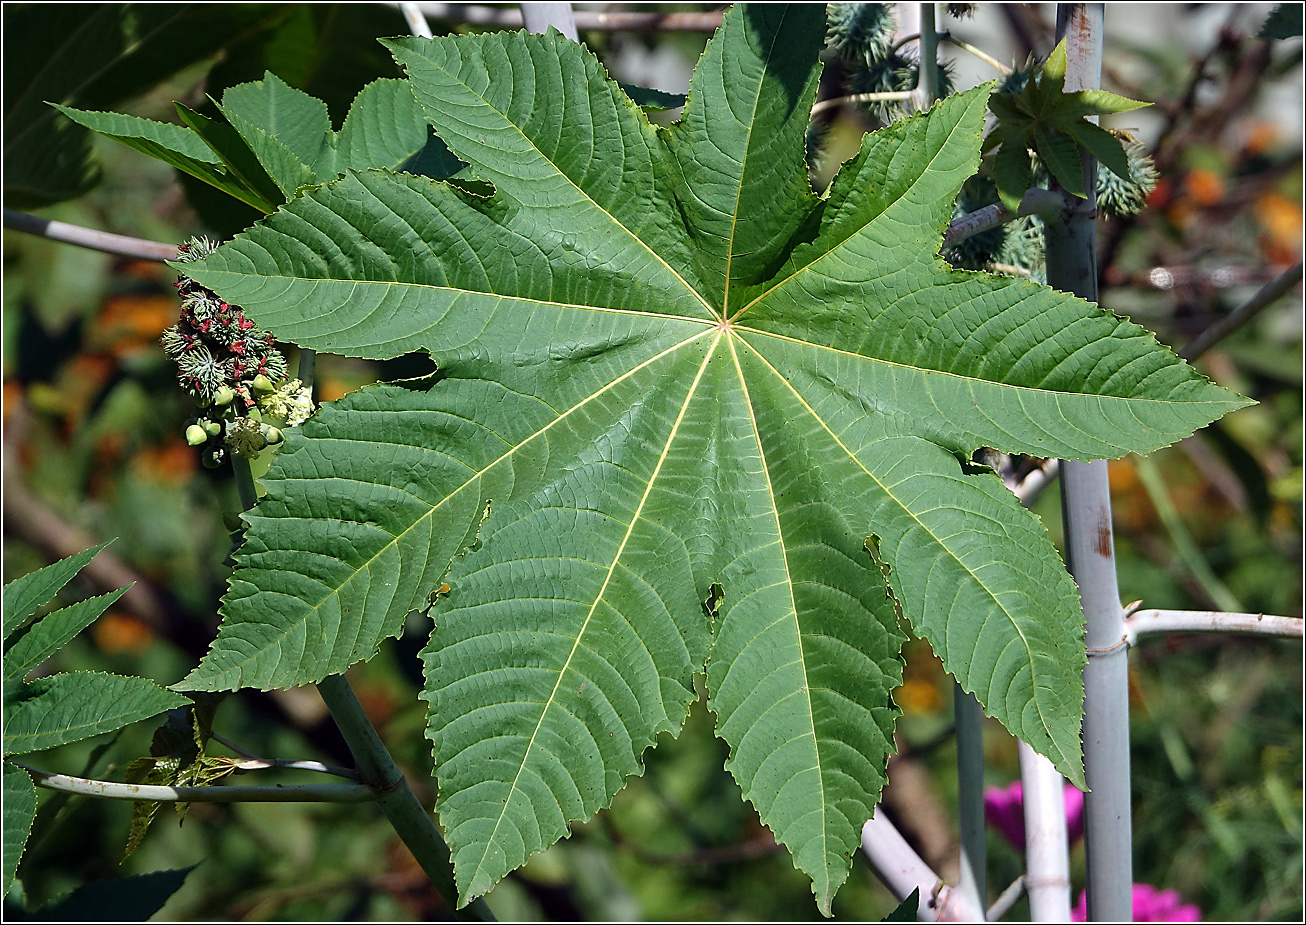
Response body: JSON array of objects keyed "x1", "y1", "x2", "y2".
[{"x1": 185, "y1": 424, "x2": 208, "y2": 446}]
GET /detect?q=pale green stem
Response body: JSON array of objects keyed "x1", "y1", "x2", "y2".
[
  {"x1": 233, "y1": 454, "x2": 259, "y2": 513},
  {"x1": 942, "y1": 34, "x2": 1012, "y2": 75},
  {"x1": 809, "y1": 89, "x2": 916, "y2": 117},
  {"x1": 986, "y1": 876, "x2": 1026, "y2": 920},
  {"x1": 861, "y1": 812, "x2": 983, "y2": 921},
  {"x1": 1134, "y1": 455, "x2": 1244, "y2": 613},
  {"x1": 399, "y1": 1, "x2": 434, "y2": 37},
  {"x1": 1049, "y1": 8, "x2": 1133, "y2": 920},
  {"x1": 17, "y1": 764, "x2": 373, "y2": 803},
  {"x1": 1125, "y1": 609, "x2": 1303, "y2": 644},
  {"x1": 3, "y1": 208, "x2": 179, "y2": 261},
  {"x1": 207, "y1": 732, "x2": 360, "y2": 779}
]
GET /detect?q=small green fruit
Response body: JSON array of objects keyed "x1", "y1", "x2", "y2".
[
  {"x1": 251, "y1": 374, "x2": 276, "y2": 392},
  {"x1": 264, "y1": 426, "x2": 284, "y2": 446},
  {"x1": 202, "y1": 419, "x2": 222, "y2": 437},
  {"x1": 212, "y1": 385, "x2": 236, "y2": 406},
  {"x1": 185, "y1": 424, "x2": 208, "y2": 446}
]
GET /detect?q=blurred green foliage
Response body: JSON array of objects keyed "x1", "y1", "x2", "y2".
[{"x1": 2, "y1": 3, "x2": 1300, "y2": 920}]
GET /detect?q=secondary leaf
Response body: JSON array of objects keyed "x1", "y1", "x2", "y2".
[
  {"x1": 3, "y1": 672, "x2": 188, "y2": 757},
  {"x1": 3, "y1": 763, "x2": 35, "y2": 897},
  {"x1": 221, "y1": 73, "x2": 432, "y2": 181},
  {"x1": 176, "y1": 4, "x2": 1248, "y2": 910},
  {"x1": 4, "y1": 586, "x2": 131, "y2": 682},
  {"x1": 3, "y1": 541, "x2": 112, "y2": 642},
  {"x1": 986, "y1": 38, "x2": 1149, "y2": 210}
]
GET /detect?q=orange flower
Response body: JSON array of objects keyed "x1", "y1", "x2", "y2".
[
  {"x1": 1181, "y1": 168, "x2": 1226, "y2": 207},
  {"x1": 92, "y1": 611, "x2": 155, "y2": 656}
]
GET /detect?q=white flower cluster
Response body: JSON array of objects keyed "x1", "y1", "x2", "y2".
[{"x1": 259, "y1": 379, "x2": 315, "y2": 427}]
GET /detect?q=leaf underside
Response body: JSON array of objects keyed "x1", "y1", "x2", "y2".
[{"x1": 178, "y1": 4, "x2": 1248, "y2": 911}]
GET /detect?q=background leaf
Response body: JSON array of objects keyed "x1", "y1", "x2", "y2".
[
  {"x1": 13, "y1": 865, "x2": 196, "y2": 922},
  {"x1": 2, "y1": 4, "x2": 273, "y2": 207}
]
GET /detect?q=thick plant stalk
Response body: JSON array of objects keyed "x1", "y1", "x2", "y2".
[
  {"x1": 1018, "y1": 743, "x2": 1072, "y2": 920},
  {"x1": 316, "y1": 676, "x2": 496, "y2": 921},
  {"x1": 953, "y1": 688, "x2": 987, "y2": 918},
  {"x1": 1046, "y1": 9, "x2": 1134, "y2": 920}
]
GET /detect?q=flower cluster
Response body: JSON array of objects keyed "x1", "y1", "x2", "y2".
[{"x1": 165, "y1": 236, "x2": 314, "y2": 467}]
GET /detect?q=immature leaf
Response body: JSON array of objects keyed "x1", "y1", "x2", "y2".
[
  {"x1": 3, "y1": 672, "x2": 188, "y2": 757},
  {"x1": 219, "y1": 73, "x2": 433, "y2": 185},
  {"x1": 177, "y1": 5, "x2": 1248, "y2": 910},
  {"x1": 50, "y1": 105, "x2": 273, "y2": 212},
  {"x1": 3, "y1": 763, "x2": 35, "y2": 896},
  {"x1": 174, "y1": 103, "x2": 282, "y2": 212}
]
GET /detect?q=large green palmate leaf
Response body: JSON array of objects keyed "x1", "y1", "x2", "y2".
[{"x1": 176, "y1": 5, "x2": 1248, "y2": 910}]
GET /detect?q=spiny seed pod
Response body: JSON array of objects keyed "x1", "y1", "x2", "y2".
[
  {"x1": 1095, "y1": 137, "x2": 1158, "y2": 218},
  {"x1": 826, "y1": 3, "x2": 896, "y2": 68},
  {"x1": 946, "y1": 3, "x2": 978, "y2": 18},
  {"x1": 847, "y1": 53, "x2": 956, "y2": 124},
  {"x1": 175, "y1": 236, "x2": 219, "y2": 263},
  {"x1": 177, "y1": 345, "x2": 231, "y2": 397}
]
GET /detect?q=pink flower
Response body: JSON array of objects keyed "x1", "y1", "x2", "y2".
[
  {"x1": 982, "y1": 780, "x2": 1086, "y2": 850},
  {"x1": 1072, "y1": 884, "x2": 1202, "y2": 922}
]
